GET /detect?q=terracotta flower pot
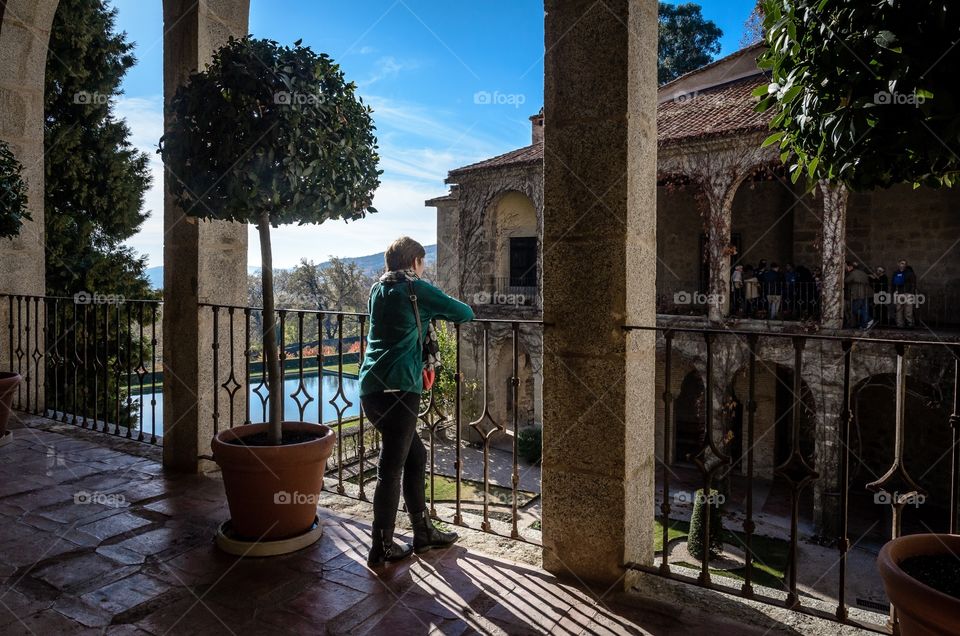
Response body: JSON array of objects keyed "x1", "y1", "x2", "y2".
[
  {"x1": 877, "y1": 533, "x2": 960, "y2": 636},
  {"x1": 212, "y1": 422, "x2": 335, "y2": 541},
  {"x1": 0, "y1": 372, "x2": 21, "y2": 441}
]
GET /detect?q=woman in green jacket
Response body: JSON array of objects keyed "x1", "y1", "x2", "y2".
[{"x1": 359, "y1": 236, "x2": 475, "y2": 567}]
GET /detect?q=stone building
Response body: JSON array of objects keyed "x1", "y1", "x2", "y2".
[{"x1": 428, "y1": 45, "x2": 960, "y2": 535}]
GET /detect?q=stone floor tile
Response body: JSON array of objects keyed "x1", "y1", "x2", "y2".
[
  {"x1": 134, "y1": 594, "x2": 257, "y2": 636},
  {"x1": 75, "y1": 510, "x2": 153, "y2": 542},
  {"x1": 33, "y1": 551, "x2": 135, "y2": 592},
  {"x1": 79, "y1": 572, "x2": 171, "y2": 616},
  {"x1": 1, "y1": 608, "x2": 94, "y2": 635}
]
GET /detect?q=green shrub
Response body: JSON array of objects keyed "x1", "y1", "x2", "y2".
[
  {"x1": 517, "y1": 425, "x2": 542, "y2": 464},
  {"x1": 687, "y1": 488, "x2": 724, "y2": 561}
]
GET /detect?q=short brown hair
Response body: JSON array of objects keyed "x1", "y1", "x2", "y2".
[{"x1": 384, "y1": 236, "x2": 425, "y2": 271}]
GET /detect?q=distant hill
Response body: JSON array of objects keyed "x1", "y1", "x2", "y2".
[{"x1": 144, "y1": 245, "x2": 436, "y2": 290}]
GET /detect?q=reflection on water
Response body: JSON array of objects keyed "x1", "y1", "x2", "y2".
[{"x1": 131, "y1": 372, "x2": 361, "y2": 434}]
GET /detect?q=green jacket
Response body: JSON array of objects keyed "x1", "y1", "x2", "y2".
[{"x1": 359, "y1": 279, "x2": 474, "y2": 397}]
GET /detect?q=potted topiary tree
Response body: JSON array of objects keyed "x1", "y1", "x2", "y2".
[
  {"x1": 160, "y1": 36, "x2": 380, "y2": 553},
  {"x1": 0, "y1": 140, "x2": 30, "y2": 447}
]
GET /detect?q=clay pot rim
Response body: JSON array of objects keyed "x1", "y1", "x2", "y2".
[
  {"x1": 878, "y1": 533, "x2": 960, "y2": 608},
  {"x1": 212, "y1": 421, "x2": 336, "y2": 468}
]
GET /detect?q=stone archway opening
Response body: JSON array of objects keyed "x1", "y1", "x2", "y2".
[
  {"x1": 489, "y1": 190, "x2": 538, "y2": 303},
  {"x1": 656, "y1": 173, "x2": 707, "y2": 314},
  {"x1": 674, "y1": 369, "x2": 705, "y2": 464}
]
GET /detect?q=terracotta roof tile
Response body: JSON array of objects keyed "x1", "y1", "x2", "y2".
[
  {"x1": 658, "y1": 75, "x2": 771, "y2": 144},
  {"x1": 447, "y1": 143, "x2": 543, "y2": 178}
]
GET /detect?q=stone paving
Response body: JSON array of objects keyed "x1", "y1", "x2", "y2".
[{"x1": 0, "y1": 414, "x2": 786, "y2": 635}]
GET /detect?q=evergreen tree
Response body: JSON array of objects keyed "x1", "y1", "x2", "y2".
[
  {"x1": 44, "y1": 0, "x2": 153, "y2": 299},
  {"x1": 658, "y1": 2, "x2": 724, "y2": 85}
]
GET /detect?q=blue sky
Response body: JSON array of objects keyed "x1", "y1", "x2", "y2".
[{"x1": 110, "y1": 0, "x2": 755, "y2": 268}]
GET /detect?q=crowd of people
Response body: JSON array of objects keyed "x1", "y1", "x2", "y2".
[
  {"x1": 728, "y1": 258, "x2": 919, "y2": 329},
  {"x1": 730, "y1": 260, "x2": 820, "y2": 320}
]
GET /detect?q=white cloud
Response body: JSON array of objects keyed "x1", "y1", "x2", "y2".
[{"x1": 358, "y1": 56, "x2": 416, "y2": 87}]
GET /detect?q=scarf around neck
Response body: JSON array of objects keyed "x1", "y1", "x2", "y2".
[{"x1": 378, "y1": 269, "x2": 439, "y2": 371}]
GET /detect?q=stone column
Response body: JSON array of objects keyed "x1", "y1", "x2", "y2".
[
  {"x1": 819, "y1": 181, "x2": 849, "y2": 329},
  {"x1": 542, "y1": 0, "x2": 658, "y2": 585},
  {"x1": 0, "y1": 1, "x2": 56, "y2": 410},
  {"x1": 809, "y1": 341, "x2": 845, "y2": 537},
  {"x1": 161, "y1": 0, "x2": 249, "y2": 471},
  {"x1": 702, "y1": 172, "x2": 741, "y2": 322}
]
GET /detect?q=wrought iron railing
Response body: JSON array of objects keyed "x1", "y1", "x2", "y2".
[
  {"x1": 201, "y1": 303, "x2": 545, "y2": 544},
  {"x1": 1, "y1": 294, "x2": 162, "y2": 442},
  {"x1": 623, "y1": 323, "x2": 960, "y2": 634},
  {"x1": 657, "y1": 281, "x2": 960, "y2": 327}
]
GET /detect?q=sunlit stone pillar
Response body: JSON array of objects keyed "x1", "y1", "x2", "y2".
[
  {"x1": 819, "y1": 180, "x2": 849, "y2": 330},
  {"x1": 703, "y1": 173, "x2": 741, "y2": 322},
  {"x1": 162, "y1": 0, "x2": 249, "y2": 471},
  {"x1": 542, "y1": 0, "x2": 658, "y2": 585},
  {"x1": 0, "y1": 0, "x2": 57, "y2": 411}
]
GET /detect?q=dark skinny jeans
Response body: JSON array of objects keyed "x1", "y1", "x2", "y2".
[{"x1": 361, "y1": 391, "x2": 427, "y2": 529}]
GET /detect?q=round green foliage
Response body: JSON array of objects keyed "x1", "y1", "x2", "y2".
[
  {"x1": 687, "y1": 488, "x2": 724, "y2": 561},
  {"x1": 756, "y1": 0, "x2": 960, "y2": 190},
  {"x1": 517, "y1": 425, "x2": 542, "y2": 464},
  {"x1": 0, "y1": 141, "x2": 30, "y2": 239},
  {"x1": 159, "y1": 36, "x2": 380, "y2": 226}
]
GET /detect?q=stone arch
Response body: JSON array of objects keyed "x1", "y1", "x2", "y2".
[
  {"x1": 729, "y1": 166, "x2": 812, "y2": 320},
  {"x1": 0, "y1": 0, "x2": 60, "y2": 297},
  {"x1": 455, "y1": 168, "x2": 542, "y2": 303},
  {"x1": 487, "y1": 189, "x2": 538, "y2": 292},
  {"x1": 656, "y1": 172, "x2": 709, "y2": 312},
  {"x1": 850, "y1": 372, "x2": 952, "y2": 536}
]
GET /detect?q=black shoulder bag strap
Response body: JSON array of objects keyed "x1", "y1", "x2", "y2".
[{"x1": 407, "y1": 280, "x2": 424, "y2": 356}]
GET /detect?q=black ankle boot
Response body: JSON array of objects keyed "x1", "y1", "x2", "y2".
[
  {"x1": 409, "y1": 510, "x2": 458, "y2": 554},
  {"x1": 367, "y1": 526, "x2": 413, "y2": 567}
]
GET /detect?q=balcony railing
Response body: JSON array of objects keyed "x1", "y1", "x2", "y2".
[
  {"x1": 624, "y1": 323, "x2": 960, "y2": 633},
  {"x1": 201, "y1": 303, "x2": 545, "y2": 543},
  {"x1": 657, "y1": 282, "x2": 960, "y2": 328},
  {"x1": 6, "y1": 293, "x2": 960, "y2": 632},
  {"x1": 491, "y1": 276, "x2": 538, "y2": 307},
  {"x1": 2, "y1": 294, "x2": 163, "y2": 442}
]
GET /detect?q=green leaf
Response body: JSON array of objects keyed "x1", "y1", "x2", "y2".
[{"x1": 761, "y1": 132, "x2": 785, "y2": 148}]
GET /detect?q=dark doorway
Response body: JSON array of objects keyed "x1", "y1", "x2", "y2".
[
  {"x1": 509, "y1": 237, "x2": 537, "y2": 287},
  {"x1": 674, "y1": 371, "x2": 705, "y2": 463}
]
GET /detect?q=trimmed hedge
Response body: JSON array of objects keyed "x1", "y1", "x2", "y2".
[
  {"x1": 687, "y1": 488, "x2": 723, "y2": 561},
  {"x1": 517, "y1": 426, "x2": 542, "y2": 464}
]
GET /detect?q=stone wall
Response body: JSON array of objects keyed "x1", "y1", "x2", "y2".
[{"x1": 846, "y1": 183, "x2": 960, "y2": 286}]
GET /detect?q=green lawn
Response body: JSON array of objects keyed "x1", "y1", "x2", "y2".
[{"x1": 654, "y1": 517, "x2": 789, "y2": 590}]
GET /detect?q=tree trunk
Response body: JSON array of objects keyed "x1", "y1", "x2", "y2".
[{"x1": 258, "y1": 212, "x2": 283, "y2": 445}]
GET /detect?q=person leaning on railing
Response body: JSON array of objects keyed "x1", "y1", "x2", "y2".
[{"x1": 358, "y1": 236, "x2": 475, "y2": 567}]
